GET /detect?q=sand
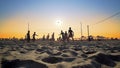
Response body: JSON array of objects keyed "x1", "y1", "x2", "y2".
[{"x1": 0, "y1": 40, "x2": 120, "y2": 68}]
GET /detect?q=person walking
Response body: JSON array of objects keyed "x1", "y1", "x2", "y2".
[
  {"x1": 32, "y1": 32, "x2": 38, "y2": 42},
  {"x1": 68, "y1": 27, "x2": 74, "y2": 41}
]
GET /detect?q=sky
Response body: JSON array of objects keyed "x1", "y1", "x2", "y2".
[{"x1": 0, "y1": 0, "x2": 120, "y2": 39}]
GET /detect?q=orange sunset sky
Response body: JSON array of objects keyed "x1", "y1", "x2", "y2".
[{"x1": 0, "y1": 0, "x2": 120, "y2": 39}]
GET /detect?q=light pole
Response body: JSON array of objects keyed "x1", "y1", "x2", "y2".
[
  {"x1": 87, "y1": 25, "x2": 89, "y2": 37},
  {"x1": 80, "y1": 22, "x2": 83, "y2": 41}
]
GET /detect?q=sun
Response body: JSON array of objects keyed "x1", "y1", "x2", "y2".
[{"x1": 55, "y1": 20, "x2": 63, "y2": 26}]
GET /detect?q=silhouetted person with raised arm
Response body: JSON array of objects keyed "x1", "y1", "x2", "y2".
[
  {"x1": 46, "y1": 33, "x2": 50, "y2": 40},
  {"x1": 61, "y1": 30, "x2": 65, "y2": 41},
  {"x1": 68, "y1": 27, "x2": 74, "y2": 41},
  {"x1": 51, "y1": 32, "x2": 55, "y2": 41},
  {"x1": 26, "y1": 30, "x2": 30, "y2": 43},
  {"x1": 32, "y1": 32, "x2": 38, "y2": 42}
]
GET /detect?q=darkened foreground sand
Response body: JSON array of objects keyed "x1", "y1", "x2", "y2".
[{"x1": 0, "y1": 40, "x2": 120, "y2": 68}]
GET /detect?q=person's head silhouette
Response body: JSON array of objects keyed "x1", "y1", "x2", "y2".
[
  {"x1": 28, "y1": 30, "x2": 30, "y2": 33},
  {"x1": 69, "y1": 27, "x2": 71, "y2": 30}
]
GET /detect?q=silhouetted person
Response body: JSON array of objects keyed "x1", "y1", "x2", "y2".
[
  {"x1": 32, "y1": 32, "x2": 38, "y2": 42},
  {"x1": 61, "y1": 30, "x2": 65, "y2": 41},
  {"x1": 26, "y1": 30, "x2": 30, "y2": 43},
  {"x1": 88, "y1": 35, "x2": 93, "y2": 41},
  {"x1": 68, "y1": 27, "x2": 74, "y2": 41},
  {"x1": 46, "y1": 33, "x2": 50, "y2": 40},
  {"x1": 42, "y1": 35, "x2": 45, "y2": 40},
  {"x1": 57, "y1": 36, "x2": 61, "y2": 42},
  {"x1": 65, "y1": 31, "x2": 68, "y2": 42},
  {"x1": 51, "y1": 32, "x2": 55, "y2": 41}
]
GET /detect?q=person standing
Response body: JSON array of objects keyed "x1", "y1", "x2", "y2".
[
  {"x1": 26, "y1": 30, "x2": 30, "y2": 43},
  {"x1": 51, "y1": 32, "x2": 55, "y2": 41},
  {"x1": 46, "y1": 33, "x2": 50, "y2": 40},
  {"x1": 42, "y1": 35, "x2": 45, "y2": 41},
  {"x1": 68, "y1": 27, "x2": 74, "y2": 41},
  {"x1": 65, "y1": 31, "x2": 68, "y2": 42},
  {"x1": 61, "y1": 30, "x2": 65, "y2": 41}
]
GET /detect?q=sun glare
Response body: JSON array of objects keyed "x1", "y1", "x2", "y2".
[{"x1": 55, "y1": 20, "x2": 63, "y2": 26}]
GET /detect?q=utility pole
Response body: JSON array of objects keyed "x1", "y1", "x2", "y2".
[
  {"x1": 87, "y1": 25, "x2": 90, "y2": 41},
  {"x1": 80, "y1": 22, "x2": 83, "y2": 40},
  {"x1": 28, "y1": 22, "x2": 30, "y2": 31}
]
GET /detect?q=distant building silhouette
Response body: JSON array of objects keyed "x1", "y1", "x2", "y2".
[{"x1": 96, "y1": 36, "x2": 105, "y2": 41}]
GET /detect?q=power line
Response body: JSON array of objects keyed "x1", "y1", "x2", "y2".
[
  {"x1": 93, "y1": 11, "x2": 120, "y2": 25},
  {"x1": 86, "y1": 11, "x2": 120, "y2": 38}
]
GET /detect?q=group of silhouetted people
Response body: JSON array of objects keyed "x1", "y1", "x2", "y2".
[
  {"x1": 26, "y1": 30, "x2": 38, "y2": 43},
  {"x1": 42, "y1": 32, "x2": 55, "y2": 41},
  {"x1": 25, "y1": 27, "x2": 74, "y2": 43},
  {"x1": 60, "y1": 27, "x2": 74, "y2": 42}
]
